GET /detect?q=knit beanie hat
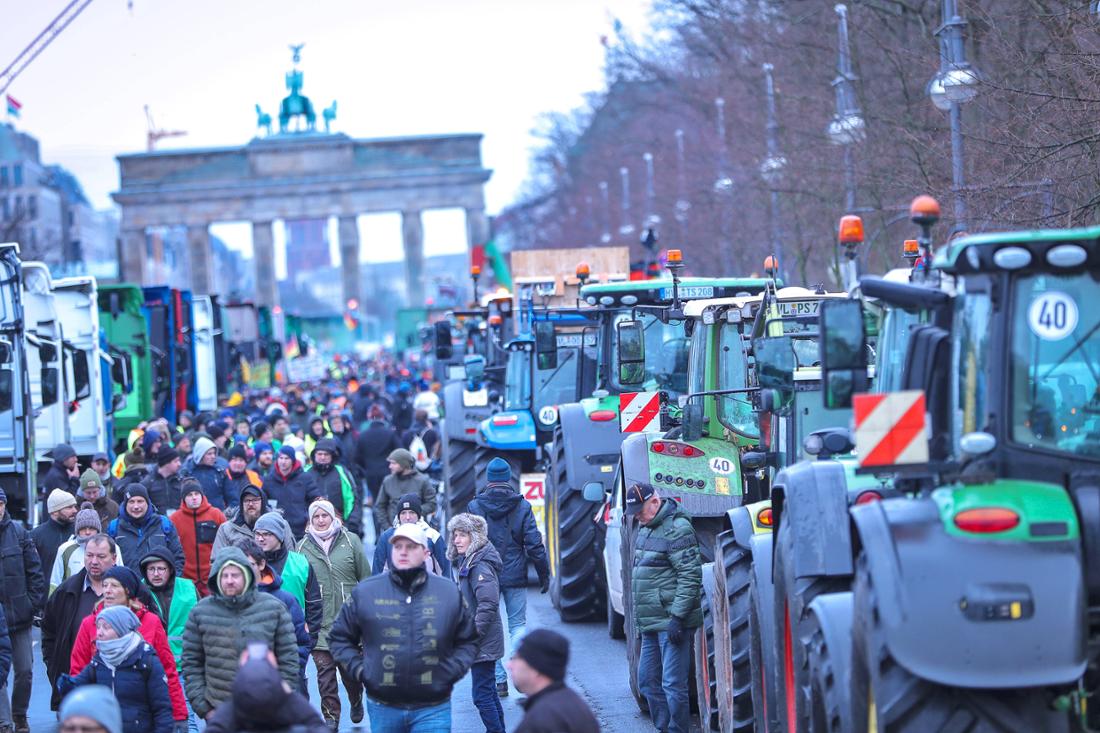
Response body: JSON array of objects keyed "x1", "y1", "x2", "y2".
[
  {"x1": 74, "y1": 502, "x2": 102, "y2": 534},
  {"x1": 59, "y1": 685, "x2": 122, "y2": 733},
  {"x1": 254, "y1": 512, "x2": 290, "y2": 548},
  {"x1": 103, "y1": 566, "x2": 142, "y2": 601},
  {"x1": 394, "y1": 493, "x2": 422, "y2": 521},
  {"x1": 141, "y1": 429, "x2": 162, "y2": 453},
  {"x1": 309, "y1": 499, "x2": 337, "y2": 523},
  {"x1": 253, "y1": 441, "x2": 273, "y2": 457},
  {"x1": 123, "y1": 449, "x2": 145, "y2": 469},
  {"x1": 180, "y1": 477, "x2": 203, "y2": 498},
  {"x1": 124, "y1": 484, "x2": 150, "y2": 503},
  {"x1": 227, "y1": 444, "x2": 248, "y2": 461},
  {"x1": 48, "y1": 489, "x2": 77, "y2": 514},
  {"x1": 515, "y1": 629, "x2": 570, "y2": 682},
  {"x1": 387, "y1": 448, "x2": 414, "y2": 470},
  {"x1": 0, "y1": 488, "x2": 7, "y2": 504},
  {"x1": 278, "y1": 445, "x2": 297, "y2": 462},
  {"x1": 156, "y1": 447, "x2": 180, "y2": 467},
  {"x1": 486, "y1": 456, "x2": 512, "y2": 484},
  {"x1": 80, "y1": 468, "x2": 104, "y2": 494}
]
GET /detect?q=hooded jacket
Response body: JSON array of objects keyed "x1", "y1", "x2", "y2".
[
  {"x1": 256, "y1": 564, "x2": 312, "y2": 678},
  {"x1": 108, "y1": 505, "x2": 185, "y2": 575},
  {"x1": 303, "y1": 416, "x2": 331, "y2": 458},
  {"x1": 0, "y1": 511, "x2": 46, "y2": 630},
  {"x1": 211, "y1": 485, "x2": 270, "y2": 558},
  {"x1": 70, "y1": 598, "x2": 188, "y2": 721},
  {"x1": 180, "y1": 548, "x2": 300, "y2": 718},
  {"x1": 296, "y1": 527, "x2": 370, "y2": 651},
  {"x1": 468, "y1": 483, "x2": 550, "y2": 589},
  {"x1": 169, "y1": 493, "x2": 226, "y2": 596},
  {"x1": 447, "y1": 513, "x2": 505, "y2": 663},
  {"x1": 261, "y1": 460, "x2": 323, "y2": 540},
  {"x1": 140, "y1": 547, "x2": 198, "y2": 670},
  {"x1": 58, "y1": 639, "x2": 174, "y2": 733},
  {"x1": 181, "y1": 437, "x2": 234, "y2": 511},
  {"x1": 305, "y1": 438, "x2": 357, "y2": 532},
  {"x1": 41, "y1": 445, "x2": 79, "y2": 495},
  {"x1": 329, "y1": 564, "x2": 478, "y2": 708},
  {"x1": 203, "y1": 658, "x2": 327, "y2": 733},
  {"x1": 374, "y1": 469, "x2": 435, "y2": 536},
  {"x1": 630, "y1": 498, "x2": 703, "y2": 633},
  {"x1": 84, "y1": 490, "x2": 120, "y2": 526}
]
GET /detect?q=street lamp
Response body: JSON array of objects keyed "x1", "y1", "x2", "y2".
[
  {"x1": 928, "y1": 0, "x2": 980, "y2": 229},
  {"x1": 619, "y1": 166, "x2": 635, "y2": 237},
  {"x1": 643, "y1": 152, "x2": 660, "y2": 230},
  {"x1": 674, "y1": 129, "x2": 690, "y2": 228},
  {"x1": 714, "y1": 98, "x2": 733, "y2": 192},
  {"x1": 599, "y1": 181, "x2": 611, "y2": 243},
  {"x1": 826, "y1": 4, "x2": 865, "y2": 214},
  {"x1": 760, "y1": 62, "x2": 787, "y2": 280}
]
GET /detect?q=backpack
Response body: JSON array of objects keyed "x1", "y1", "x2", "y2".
[{"x1": 409, "y1": 430, "x2": 432, "y2": 472}]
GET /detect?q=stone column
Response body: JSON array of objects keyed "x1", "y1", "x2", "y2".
[
  {"x1": 402, "y1": 209, "x2": 425, "y2": 307},
  {"x1": 118, "y1": 228, "x2": 146, "y2": 284},
  {"x1": 337, "y1": 215, "x2": 361, "y2": 311},
  {"x1": 252, "y1": 220, "x2": 278, "y2": 309},
  {"x1": 465, "y1": 207, "x2": 489, "y2": 250},
  {"x1": 186, "y1": 223, "x2": 214, "y2": 294}
]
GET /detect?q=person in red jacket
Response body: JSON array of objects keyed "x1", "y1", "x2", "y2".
[
  {"x1": 68, "y1": 565, "x2": 188, "y2": 726},
  {"x1": 170, "y1": 478, "x2": 227, "y2": 598}
]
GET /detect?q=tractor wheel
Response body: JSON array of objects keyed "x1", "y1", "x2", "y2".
[
  {"x1": 695, "y1": 563, "x2": 721, "y2": 731},
  {"x1": 621, "y1": 515, "x2": 648, "y2": 713},
  {"x1": 473, "y1": 447, "x2": 521, "y2": 494},
  {"x1": 607, "y1": 592, "x2": 625, "y2": 639},
  {"x1": 850, "y1": 553, "x2": 1069, "y2": 733},
  {"x1": 444, "y1": 439, "x2": 477, "y2": 520},
  {"x1": 749, "y1": 546, "x2": 780, "y2": 732},
  {"x1": 806, "y1": 593, "x2": 854, "y2": 733},
  {"x1": 546, "y1": 426, "x2": 603, "y2": 621},
  {"x1": 712, "y1": 529, "x2": 755, "y2": 733},
  {"x1": 774, "y1": 517, "x2": 846, "y2": 733}
]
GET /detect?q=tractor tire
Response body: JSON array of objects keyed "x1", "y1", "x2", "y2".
[
  {"x1": 444, "y1": 439, "x2": 477, "y2": 520},
  {"x1": 748, "y1": 540, "x2": 781, "y2": 733},
  {"x1": 607, "y1": 593, "x2": 625, "y2": 639},
  {"x1": 696, "y1": 563, "x2": 721, "y2": 731},
  {"x1": 712, "y1": 529, "x2": 755, "y2": 733},
  {"x1": 546, "y1": 426, "x2": 603, "y2": 621},
  {"x1": 473, "y1": 447, "x2": 521, "y2": 494},
  {"x1": 806, "y1": 593, "x2": 854, "y2": 733},
  {"x1": 773, "y1": 516, "x2": 847, "y2": 733},
  {"x1": 621, "y1": 514, "x2": 648, "y2": 713},
  {"x1": 850, "y1": 554, "x2": 1070, "y2": 733}
]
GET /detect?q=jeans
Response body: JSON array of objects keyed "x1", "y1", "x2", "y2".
[
  {"x1": 0, "y1": 627, "x2": 32, "y2": 723},
  {"x1": 313, "y1": 650, "x2": 363, "y2": 723},
  {"x1": 494, "y1": 586, "x2": 527, "y2": 685},
  {"x1": 366, "y1": 699, "x2": 450, "y2": 733},
  {"x1": 470, "y1": 661, "x2": 505, "y2": 733},
  {"x1": 638, "y1": 630, "x2": 692, "y2": 733},
  {"x1": 182, "y1": 683, "x2": 201, "y2": 733}
]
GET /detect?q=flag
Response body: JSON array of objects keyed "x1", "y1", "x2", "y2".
[
  {"x1": 343, "y1": 311, "x2": 358, "y2": 331},
  {"x1": 484, "y1": 239, "x2": 512, "y2": 290},
  {"x1": 5, "y1": 95, "x2": 21, "y2": 118},
  {"x1": 284, "y1": 333, "x2": 300, "y2": 359}
]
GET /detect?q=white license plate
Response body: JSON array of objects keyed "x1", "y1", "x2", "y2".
[
  {"x1": 660, "y1": 285, "x2": 714, "y2": 300},
  {"x1": 555, "y1": 333, "x2": 596, "y2": 348},
  {"x1": 776, "y1": 300, "x2": 821, "y2": 318}
]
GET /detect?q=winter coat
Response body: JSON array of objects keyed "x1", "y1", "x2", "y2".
[
  {"x1": 141, "y1": 470, "x2": 181, "y2": 515},
  {"x1": 355, "y1": 421, "x2": 401, "y2": 482},
  {"x1": 210, "y1": 486, "x2": 271, "y2": 559},
  {"x1": 70, "y1": 600, "x2": 188, "y2": 721},
  {"x1": 515, "y1": 682, "x2": 601, "y2": 733},
  {"x1": 630, "y1": 498, "x2": 703, "y2": 633},
  {"x1": 169, "y1": 495, "x2": 226, "y2": 596},
  {"x1": 31, "y1": 517, "x2": 74, "y2": 580},
  {"x1": 142, "y1": 548, "x2": 198, "y2": 671},
  {"x1": 468, "y1": 483, "x2": 550, "y2": 589},
  {"x1": 306, "y1": 439, "x2": 356, "y2": 523},
  {"x1": 42, "y1": 570, "x2": 91, "y2": 708},
  {"x1": 203, "y1": 657, "x2": 327, "y2": 733},
  {"x1": 58, "y1": 640, "x2": 174, "y2": 733},
  {"x1": 41, "y1": 458, "x2": 79, "y2": 496},
  {"x1": 181, "y1": 459, "x2": 235, "y2": 512},
  {"x1": 108, "y1": 508, "x2": 185, "y2": 575},
  {"x1": 87, "y1": 493, "x2": 121, "y2": 526},
  {"x1": 261, "y1": 461, "x2": 323, "y2": 540},
  {"x1": 265, "y1": 541, "x2": 322, "y2": 652},
  {"x1": 49, "y1": 538, "x2": 124, "y2": 594},
  {"x1": 330, "y1": 428, "x2": 359, "y2": 478},
  {"x1": 113, "y1": 465, "x2": 152, "y2": 507},
  {"x1": 447, "y1": 515, "x2": 505, "y2": 663},
  {"x1": 0, "y1": 603, "x2": 11, "y2": 685},
  {"x1": 0, "y1": 512, "x2": 46, "y2": 630},
  {"x1": 329, "y1": 566, "x2": 478, "y2": 708},
  {"x1": 223, "y1": 468, "x2": 262, "y2": 509},
  {"x1": 256, "y1": 565, "x2": 312, "y2": 677},
  {"x1": 373, "y1": 521, "x2": 450, "y2": 577},
  {"x1": 180, "y1": 548, "x2": 300, "y2": 718},
  {"x1": 296, "y1": 528, "x2": 370, "y2": 651},
  {"x1": 375, "y1": 469, "x2": 436, "y2": 535}
]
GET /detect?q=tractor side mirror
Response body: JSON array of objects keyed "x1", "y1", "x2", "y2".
[
  {"x1": 617, "y1": 320, "x2": 646, "y2": 385},
  {"x1": 535, "y1": 321, "x2": 557, "y2": 370},
  {"x1": 820, "y1": 299, "x2": 869, "y2": 409},
  {"x1": 434, "y1": 321, "x2": 454, "y2": 360},
  {"x1": 463, "y1": 354, "x2": 486, "y2": 384},
  {"x1": 754, "y1": 337, "x2": 795, "y2": 392},
  {"x1": 681, "y1": 399, "x2": 705, "y2": 442},
  {"x1": 582, "y1": 482, "x2": 607, "y2": 502}
]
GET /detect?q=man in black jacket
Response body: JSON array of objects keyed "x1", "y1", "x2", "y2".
[
  {"x1": 330, "y1": 523, "x2": 478, "y2": 732},
  {"x1": 509, "y1": 629, "x2": 599, "y2": 733},
  {"x1": 0, "y1": 490, "x2": 45, "y2": 733},
  {"x1": 40, "y1": 443, "x2": 80, "y2": 496},
  {"x1": 307, "y1": 438, "x2": 360, "y2": 537},
  {"x1": 31, "y1": 489, "x2": 77, "y2": 577},
  {"x1": 145, "y1": 447, "x2": 183, "y2": 514},
  {"x1": 205, "y1": 652, "x2": 327, "y2": 733}
]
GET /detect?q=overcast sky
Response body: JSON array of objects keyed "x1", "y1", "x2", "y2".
[{"x1": 0, "y1": 0, "x2": 651, "y2": 265}]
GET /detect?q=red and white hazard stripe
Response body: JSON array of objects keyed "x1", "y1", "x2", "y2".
[
  {"x1": 619, "y1": 391, "x2": 661, "y2": 433},
  {"x1": 853, "y1": 390, "x2": 929, "y2": 467}
]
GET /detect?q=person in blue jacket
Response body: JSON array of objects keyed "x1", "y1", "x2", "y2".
[
  {"x1": 0, "y1": 603, "x2": 12, "y2": 732},
  {"x1": 57, "y1": 605, "x2": 173, "y2": 733},
  {"x1": 372, "y1": 493, "x2": 449, "y2": 577},
  {"x1": 107, "y1": 485, "x2": 185, "y2": 575}
]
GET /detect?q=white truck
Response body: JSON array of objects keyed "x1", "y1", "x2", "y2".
[
  {"x1": 22, "y1": 262, "x2": 73, "y2": 480},
  {"x1": 53, "y1": 276, "x2": 110, "y2": 460}
]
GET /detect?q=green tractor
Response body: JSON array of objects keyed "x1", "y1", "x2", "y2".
[{"x1": 546, "y1": 258, "x2": 771, "y2": 622}]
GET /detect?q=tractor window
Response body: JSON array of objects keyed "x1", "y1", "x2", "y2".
[
  {"x1": 951, "y1": 289, "x2": 992, "y2": 446},
  {"x1": 717, "y1": 322, "x2": 758, "y2": 438},
  {"x1": 1010, "y1": 272, "x2": 1100, "y2": 459},
  {"x1": 875, "y1": 306, "x2": 921, "y2": 393},
  {"x1": 687, "y1": 322, "x2": 708, "y2": 396},
  {"x1": 610, "y1": 311, "x2": 689, "y2": 396},
  {"x1": 535, "y1": 345, "x2": 579, "y2": 410},
  {"x1": 504, "y1": 347, "x2": 532, "y2": 411}
]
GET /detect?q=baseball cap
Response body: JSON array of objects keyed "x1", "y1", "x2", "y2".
[
  {"x1": 624, "y1": 482, "x2": 657, "y2": 516},
  {"x1": 91, "y1": 452, "x2": 110, "y2": 463},
  {"x1": 389, "y1": 523, "x2": 428, "y2": 548}
]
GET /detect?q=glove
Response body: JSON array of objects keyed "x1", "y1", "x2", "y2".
[
  {"x1": 666, "y1": 615, "x2": 684, "y2": 645},
  {"x1": 540, "y1": 577, "x2": 550, "y2": 594}
]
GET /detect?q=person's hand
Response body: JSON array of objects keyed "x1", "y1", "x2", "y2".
[
  {"x1": 666, "y1": 615, "x2": 684, "y2": 645},
  {"x1": 539, "y1": 577, "x2": 549, "y2": 594},
  {"x1": 67, "y1": 464, "x2": 81, "y2": 478}
]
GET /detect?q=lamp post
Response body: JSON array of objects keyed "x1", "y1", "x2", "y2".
[
  {"x1": 643, "y1": 152, "x2": 660, "y2": 231},
  {"x1": 619, "y1": 166, "x2": 634, "y2": 238},
  {"x1": 927, "y1": 0, "x2": 979, "y2": 230},
  {"x1": 826, "y1": 4, "x2": 865, "y2": 214},
  {"x1": 674, "y1": 129, "x2": 690, "y2": 243},
  {"x1": 714, "y1": 98, "x2": 733, "y2": 192},
  {"x1": 599, "y1": 180, "x2": 611, "y2": 243},
  {"x1": 760, "y1": 62, "x2": 787, "y2": 280}
]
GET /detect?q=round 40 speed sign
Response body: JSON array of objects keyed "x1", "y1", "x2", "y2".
[
  {"x1": 538, "y1": 405, "x2": 559, "y2": 426},
  {"x1": 1028, "y1": 291, "x2": 1078, "y2": 341}
]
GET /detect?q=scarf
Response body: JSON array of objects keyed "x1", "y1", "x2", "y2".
[
  {"x1": 75, "y1": 533, "x2": 94, "y2": 548},
  {"x1": 97, "y1": 631, "x2": 143, "y2": 669},
  {"x1": 307, "y1": 521, "x2": 341, "y2": 554}
]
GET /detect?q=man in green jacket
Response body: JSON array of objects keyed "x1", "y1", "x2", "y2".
[
  {"x1": 140, "y1": 547, "x2": 198, "y2": 667},
  {"x1": 626, "y1": 482, "x2": 701, "y2": 733}
]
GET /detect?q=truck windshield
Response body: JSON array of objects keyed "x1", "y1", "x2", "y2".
[
  {"x1": 1010, "y1": 272, "x2": 1100, "y2": 459},
  {"x1": 717, "y1": 322, "x2": 758, "y2": 437},
  {"x1": 535, "y1": 346, "x2": 580, "y2": 410},
  {"x1": 611, "y1": 311, "x2": 689, "y2": 395},
  {"x1": 504, "y1": 347, "x2": 532, "y2": 410}
]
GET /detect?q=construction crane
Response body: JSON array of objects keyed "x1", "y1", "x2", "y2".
[
  {"x1": 0, "y1": 0, "x2": 100, "y2": 98},
  {"x1": 144, "y1": 105, "x2": 186, "y2": 151}
]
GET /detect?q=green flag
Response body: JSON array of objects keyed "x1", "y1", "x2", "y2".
[{"x1": 484, "y1": 239, "x2": 512, "y2": 290}]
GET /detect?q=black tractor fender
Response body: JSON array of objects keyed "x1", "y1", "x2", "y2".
[
  {"x1": 620, "y1": 431, "x2": 652, "y2": 489},
  {"x1": 724, "y1": 503, "x2": 760, "y2": 549},
  {"x1": 770, "y1": 460, "x2": 853, "y2": 581},
  {"x1": 851, "y1": 497, "x2": 1087, "y2": 689}
]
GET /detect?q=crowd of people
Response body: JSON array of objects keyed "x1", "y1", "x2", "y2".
[{"x1": 0, "y1": 365, "x2": 603, "y2": 733}]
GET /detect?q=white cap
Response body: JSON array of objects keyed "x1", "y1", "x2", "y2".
[{"x1": 390, "y1": 523, "x2": 428, "y2": 548}]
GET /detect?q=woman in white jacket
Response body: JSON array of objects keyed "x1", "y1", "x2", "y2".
[{"x1": 49, "y1": 503, "x2": 124, "y2": 594}]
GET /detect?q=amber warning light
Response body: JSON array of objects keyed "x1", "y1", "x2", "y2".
[
  {"x1": 903, "y1": 239, "x2": 920, "y2": 260},
  {"x1": 667, "y1": 249, "x2": 683, "y2": 264},
  {"x1": 838, "y1": 215, "x2": 864, "y2": 245},
  {"x1": 576, "y1": 262, "x2": 591, "y2": 281},
  {"x1": 470, "y1": 265, "x2": 482, "y2": 277}
]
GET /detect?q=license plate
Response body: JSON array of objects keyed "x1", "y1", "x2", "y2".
[
  {"x1": 659, "y1": 285, "x2": 714, "y2": 300},
  {"x1": 555, "y1": 333, "x2": 596, "y2": 348},
  {"x1": 776, "y1": 300, "x2": 820, "y2": 318}
]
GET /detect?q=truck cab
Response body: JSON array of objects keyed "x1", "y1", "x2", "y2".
[
  {"x1": 23, "y1": 263, "x2": 72, "y2": 472},
  {"x1": 0, "y1": 244, "x2": 35, "y2": 524},
  {"x1": 52, "y1": 276, "x2": 109, "y2": 462}
]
